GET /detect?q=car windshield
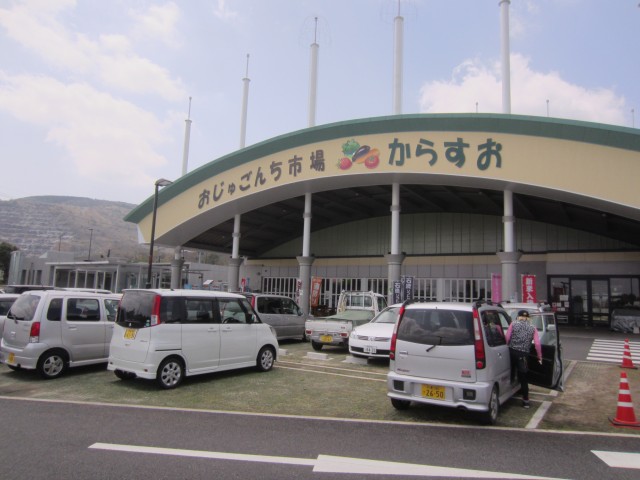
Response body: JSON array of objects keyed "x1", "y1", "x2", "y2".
[
  {"x1": 7, "y1": 294, "x2": 40, "y2": 321},
  {"x1": 371, "y1": 307, "x2": 400, "y2": 324}
]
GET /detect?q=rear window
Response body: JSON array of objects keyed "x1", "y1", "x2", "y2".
[
  {"x1": 0, "y1": 298, "x2": 16, "y2": 316},
  {"x1": 116, "y1": 291, "x2": 156, "y2": 328},
  {"x1": 397, "y1": 308, "x2": 474, "y2": 346},
  {"x1": 6, "y1": 294, "x2": 41, "y2": 321}
]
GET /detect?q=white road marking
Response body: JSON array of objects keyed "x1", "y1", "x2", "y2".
[
  {"x1": 586, "y1": 339, "x2": 640, "y2": 364},
  {"x1": 277, "y1": 365, "x2": 386, "y2": 382},
  {"x1": 89, "y1": 443, "x2": 568, "y2": 479},
  {"x1": 526, "y1": 401, "x2": 552, "y2": 429},
  {"x1": 592, "y1": 450, "x2": 640, "y2": 469}
]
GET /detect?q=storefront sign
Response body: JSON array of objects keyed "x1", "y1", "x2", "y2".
[
  {"x1": 195, "y1": 134, "x2": 504, "y2": 211},
  {"x1": 521, "y1": 274, "x2": 537, "y2": 303}
]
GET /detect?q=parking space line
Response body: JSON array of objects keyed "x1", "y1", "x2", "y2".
[
  {"x1": 277, "y1": 365, "x2": 386, "y2": 382},
  {"x1": 525, "y1": 401, "x2": 552, "y2": 429},
  {"x1": 277, "y1": 360, "x2": 388, "y2": 377}
]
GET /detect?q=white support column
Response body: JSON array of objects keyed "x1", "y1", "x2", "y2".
[
  {"x1": 303, "y1": 193, "x2": 312, "y2": 257},
  {"x1": 297, "y1": 193, "x2": 314, "y2": 316},
  {"x1": 386, "y1": 183, "x2": 405, "y2": 303},
  {"x1": 393, "y1": 8, "x2": 404, "y2": 115},
  {"x1": 228, "y1": 214, "x2": 242, "y2": 292},
  {"x1": 500, "y1": 0, "x2": 511, "y2": 114},
  {"x1": 498, "y1": 190, "x2": 521, "y2": 302}
]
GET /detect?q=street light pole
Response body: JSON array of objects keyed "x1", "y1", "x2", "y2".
[
  {"x1": 146, "y1": 178, "x2": 173, "y2": 288},
  {"x1": 87, "y1": 228, "x2": 93, "y2": 261}
]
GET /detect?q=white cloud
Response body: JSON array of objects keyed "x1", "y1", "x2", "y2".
[
  {"x1": 0, "y1": 72, "x2": 173, "y2": 191},
  {"x1": 418, "y1": 53, "x2": 626, "y2": 125},
  {"x1": 212, "y1": 0, "x2": 238, "y2": 22},
  {"x1": 0, "y1": 0, "x2": 185, "y2": 100},
  {"x1": 129, "y1": 2, "x2": 181, "y2": 46}
]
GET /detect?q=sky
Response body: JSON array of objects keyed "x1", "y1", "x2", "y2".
[{"x1": 0, "y1": 0, "x2": 638, "y2": 206}]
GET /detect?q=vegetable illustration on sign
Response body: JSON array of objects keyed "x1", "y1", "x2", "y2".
[{"x1": 338, "y1": 139, "x2": 381, "y2": 170}]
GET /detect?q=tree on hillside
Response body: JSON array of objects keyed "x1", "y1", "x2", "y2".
[{"x1": 0, "y1": 242, "x2": 18, "y2": 284}]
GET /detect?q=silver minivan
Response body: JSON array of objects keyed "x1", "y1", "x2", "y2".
[
  {"x1": 243, "y1": 293, "x2": 308, "y2": 341},
  {"x1": 0, "y1": 290, "x2": 121, "y2": 379},
  {"x1": 387, "y1": 301, "x2": 563, "y2": 424}
]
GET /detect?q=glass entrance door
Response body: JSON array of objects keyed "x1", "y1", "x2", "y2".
[
  {"x1": 591, "y1": 279, "x2": 609, "y2": 326},
  {"x1": 570, "y1": 279, "x2": 588, "y2": 326},
  {"x1": 569, "y1": 278, "x2": 609, "y2": 327}
]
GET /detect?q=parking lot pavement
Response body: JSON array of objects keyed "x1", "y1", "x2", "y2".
[{"x1": 0, "y1": 340, "x2": 638, "y2": 433}]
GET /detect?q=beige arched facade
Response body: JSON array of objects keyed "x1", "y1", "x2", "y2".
[{"x1": 126, "y1": 114, "x2": 640, "y2": 327}]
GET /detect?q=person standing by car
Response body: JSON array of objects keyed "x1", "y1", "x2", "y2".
[{"x1": 505, "y1": 310, "x2": 542, "y2": 409}]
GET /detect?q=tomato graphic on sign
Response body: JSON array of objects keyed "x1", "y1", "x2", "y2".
[{"x1": 337, "y1": 139, "x2": 380, "y2": 170}]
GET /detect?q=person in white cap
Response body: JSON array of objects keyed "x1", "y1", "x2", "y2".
[{"x1": 505, "y1": 310, "x2": 542, "y2": 408}]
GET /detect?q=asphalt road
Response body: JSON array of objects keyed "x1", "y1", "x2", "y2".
[
  {"x1": 0, "y1": 326, "x2": 638, "y2": 479},
  {"x1": 1, "y1": 397, "x2": 639, "y2": 480}
]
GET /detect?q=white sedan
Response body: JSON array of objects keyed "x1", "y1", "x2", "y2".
[{"x1": 348, "y1": 304, "x2": 402, "y2": 358}]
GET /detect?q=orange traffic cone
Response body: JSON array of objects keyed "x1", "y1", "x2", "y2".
[
  {"x1": 609, "y1": 371, "x2": 640, "y2": 428},
  {"x1": 620, "y1": 339, "x2": 637, "y2": 369}
]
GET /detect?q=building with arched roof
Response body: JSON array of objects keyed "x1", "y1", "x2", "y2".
[{"x1": 125, "y1": 113, "x2": 640, "y2": 328}]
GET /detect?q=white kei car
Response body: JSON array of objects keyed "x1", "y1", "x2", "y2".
[{"x1": 348, "y1": 304, "x2": 402, "y2": 359}]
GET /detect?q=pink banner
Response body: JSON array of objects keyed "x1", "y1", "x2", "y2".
[
  {"x1": 521, "y1": 274, "x2": 537, "y2": 303},
  {"x1": 491, "y1": 273, "x2": 502, "y2": 303}
]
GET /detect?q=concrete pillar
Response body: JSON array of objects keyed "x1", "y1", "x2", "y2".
[
  {"x1": 499, "y1": 190, "x2": 521, "y2": 301},
  {"x1": 170, "y1": 248, "x2": 184, "y2": 289},
  {"x1": 297, "y1": 255, "x2": 315, "y2": 316},
  {"x1": 228, "y1": 257, "x2": 243, "y2": 292},
  {"x1": 387, "y1": 183, "x2": 404, "y2": 303},
  {"x1": 385, "y1": 253, "x2": 406, "y2": 304}
]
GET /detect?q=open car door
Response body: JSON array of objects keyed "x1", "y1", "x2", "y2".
[{"x1": 526, "y1": 312, "x2": 563, "y2": 391}]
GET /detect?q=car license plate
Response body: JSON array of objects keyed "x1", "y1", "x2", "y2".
[
  {"x1": 7, "y1": 353, "x2": 15, "y2": 364},
  {"x1": 364, "y1": 346, "x2": 377, "y2": 354},
  {"x1": 124, "y1": 328, "x2": 137, "y2": 340},
  {"x1": 421, "y1": 384, "x2": 445, "y2": 400},
  {"x1": 320, "y1": 335, "x2": 333, "y2": 343}
]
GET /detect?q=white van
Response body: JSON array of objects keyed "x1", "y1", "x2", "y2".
[
  {"x1": 0, "y1": 290, "x2": 122, "y2": 379},
  {"x1": 108, "y1": 289, "x2": 279, "y2": 389}
]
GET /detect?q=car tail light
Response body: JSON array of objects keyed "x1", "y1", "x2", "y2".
[
  {"x1": 29, "y1": 321, "x2": 41, "y2": 343},
  {"x1": 472, "y1": 308, "x2": 486, "y2": 369},
  {"x1": 150, "y1": 295, "x2": 162, "y2": 326},
  {"x1": 389, "y1": 305, "x2": 406, "y2": 361}
]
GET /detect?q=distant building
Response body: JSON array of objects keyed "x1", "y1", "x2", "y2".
[{"x1": 6, "y1": 250, "x2": 229, "y2": 293}]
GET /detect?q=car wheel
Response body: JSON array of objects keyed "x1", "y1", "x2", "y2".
[
  {"x1": 301, "y1": 331, "x2": 308, "y2": 342},
  {"x1": 311, "y1": 341, "x2": 323, "y2": 351},
  {"x1": 37, "y1": 350, "x2": 68, "y2": 379},
  {"x1": 481, "y1": 385, "x2": 499, "y2": 425},
  {"x1": 156, "y1": 357, "x2": 184, "y2": 389},
  {"x1": 256, "y1": 346, "x2": 275, "y2": 372},
  {"x1": 114, "y1": 369, "x2": 136, "y2": 380},
  {"x1": 391, "y1": 398, "x2": 411, "y2": 410}
]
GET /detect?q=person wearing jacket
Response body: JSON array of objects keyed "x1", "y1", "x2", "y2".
[{"x1": 505, "y1": 310, "x2": 542, "y2": 408}]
